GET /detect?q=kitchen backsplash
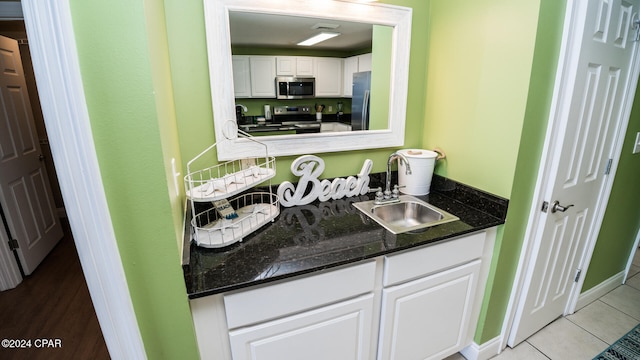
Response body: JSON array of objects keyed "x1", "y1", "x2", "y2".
[{"x1": 235, "y1": 98, "x2": 353, "y2": 116}]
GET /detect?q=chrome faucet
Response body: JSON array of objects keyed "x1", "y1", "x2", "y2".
[{"x1": 375, "y1": 151, "x2": 412, "y2": 204}]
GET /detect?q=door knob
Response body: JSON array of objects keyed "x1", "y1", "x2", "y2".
[
  {"x1": 551, "y1": 201, "x2": 574, "y2": 213},
  {"x1": 39, "y1": 154, "x2": 45, "y2": 161}
]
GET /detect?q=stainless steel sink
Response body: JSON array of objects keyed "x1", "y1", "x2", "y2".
[{"x1": 353, "y1": 195, "x2": 459, "y2": 234}]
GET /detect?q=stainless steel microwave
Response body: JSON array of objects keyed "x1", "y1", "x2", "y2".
[{"x1": 276, "y1": 77, "x2": 315, "y2": 99}]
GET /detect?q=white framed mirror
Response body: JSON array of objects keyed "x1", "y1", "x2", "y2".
[{"x1": 204, "y1": 0, "x2": 412, "y2": 160}]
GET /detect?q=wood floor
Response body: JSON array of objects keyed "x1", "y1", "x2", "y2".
[{"x1": 0, "y1": 221, "x2": 110, "y2": 359}]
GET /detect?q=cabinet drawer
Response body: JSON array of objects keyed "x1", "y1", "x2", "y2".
[
  {"x1": 224, "y1": 261, "x2": 376, "y2": 329},
  {"x1": 383, "y1": 232, "x2": 485, "y2": 287}
]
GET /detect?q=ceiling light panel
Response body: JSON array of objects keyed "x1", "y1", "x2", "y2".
[{"x1": 297, "y1": 32, "x2": 341, "y2": 46}]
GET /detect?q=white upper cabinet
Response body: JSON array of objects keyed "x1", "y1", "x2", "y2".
[
  {"x1": 276, "y1": 56, "x2": 295, "y2": 76},
  {"x1": 358, "y1": 53, "x2": 372, "y2": 71},
  {"x1": 342, "y1": 56, "x2": 359, "y2": 97},
  {"x1": 232, "y1": 56, "x2": 251, "y2": 98},
  {"x1": 231, "y1": 56, "x2": 277, "y2": 98},
  {"x1": 233, "y1": 54, "x2": 371, "y2": 98},
  {"x1": 343, "y1": 53, "x2": 372, "y2": 97},
  {"x1": 314, "y1": 57, "x2": 343, "y2": 97},
  {"x1": 277, "y1": 56, "x2": 314, "y2": 77},
  {"x1": 249, "y1": 56, "x2": 277, "y2": 98},
  {"x1": 296, "y1": 57, "x2": 314, "y2": 76}
]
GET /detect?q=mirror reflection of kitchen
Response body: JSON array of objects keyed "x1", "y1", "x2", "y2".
[{"x1": 229, "y1": 10, "x2": 392, "y2": 136}]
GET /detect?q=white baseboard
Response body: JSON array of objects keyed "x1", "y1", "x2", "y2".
[
  {"x1": 460, "y1": 336, "x2": 502, "y2": 360},
  {"x1": 575, "y1": 270, "x2": 625, "y2": 311}
]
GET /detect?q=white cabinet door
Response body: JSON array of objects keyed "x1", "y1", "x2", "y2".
[
  {"x1": 276, "y1": 56, "x2": 296, "y2": 76},
  {"x1": 232, "y1": 56, "x2": 251, "y2": 98},
  {"x1": 229, "y1": 294, "x2": 375, "y2": 360},
  {"x1": 315, "y1": 57, "x2": 342, "y2": 97},
  {"x1": 377, "y1": 260, "x2": 481, "y2": 360},
  {"x1": 249, "y1": 56, "x2": 276, "y2": 98},
  {"x1": 343, "y1": 56, "x2": 359, "y2": 97},
  {"x1": 296, "y1": 57, "x2": 314, "y2": 76},
  {"x1": 342, "y1": 54, "x2": 372, "y2": 97},
  {"x1": 276, "y1": 57, "x2": 315, "y2": 77},
  {"x1": 321, "y1": 122, "x2": 352, "y2": 132},
  {"x1": 358, "y1": 53, "x2": 372, "y2": 72}
]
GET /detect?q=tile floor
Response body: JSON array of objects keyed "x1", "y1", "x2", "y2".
[{"x1": 448, "y1": 247, "x2": 640, "y2": 360}]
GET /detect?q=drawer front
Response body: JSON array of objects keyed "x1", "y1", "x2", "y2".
[
  {"x1": 383, "y1": 232, "x2": 485, "y2": 287},
  {"x1": 225, "y1": 261, "x2": 376, "y2": 329}
]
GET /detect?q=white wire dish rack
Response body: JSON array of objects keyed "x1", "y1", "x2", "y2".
[
  {"x1": 185, "y1": 131, "x2": 279, "y2": 248},
  {"x1": 191, "y1": 192, "x2": 279, "y2": 248},
  {"x1": 185, "y1": 157, "x2": 276, "y2": 202}
]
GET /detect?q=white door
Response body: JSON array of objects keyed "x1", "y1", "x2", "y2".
[
  {"x1": 509, "y1": 0, "x2": 640, "y2": 345},
  {"x1": 0, "y1": 34, "x2": 62, "y2": 276}
]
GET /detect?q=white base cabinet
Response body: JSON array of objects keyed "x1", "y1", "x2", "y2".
[
  {"x1": 378, "y1": 260, "x2": 481, "y2": 360},
  {"x1": 321, "y1": 122, "x2": 352, "y2": 132},
  {"x1": 190, "y1": 229, "x2": 496, "y2": 360},
  {"x1": 229, "y1": 294, "x2": 374, "y2": 360}
]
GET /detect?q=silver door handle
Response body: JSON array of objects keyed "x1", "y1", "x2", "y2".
[{"x1": 551, "y1": 201, "x2": 574, "y2": 213}]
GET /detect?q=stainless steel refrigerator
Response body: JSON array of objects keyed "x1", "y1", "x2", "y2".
[{"x1": 351, "y1": 71, "x2": 371, "y2": 131}]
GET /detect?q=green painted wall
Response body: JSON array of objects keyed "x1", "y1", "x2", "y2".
[
  {"x1": 473, "y1": 0, "x2": 567, "y2": 342},
  {"x1": 583, "y1": 87, "x2": 640, "y2": 289},
  {"x1": 69, "y1": 0, "x2": 198, "y2": 358},
  {"x1": 422, "y1": 0, "x2": 543, "y2": 343},
  {"x1": 144, "y1": 0, "x2": 186, "y2": 250},
  {"x1": 370, "y1": 25, "x2": 393, "y2": 131},
  {"x1": 423, "y1": 0, "x2": 539, "y2": 198}
]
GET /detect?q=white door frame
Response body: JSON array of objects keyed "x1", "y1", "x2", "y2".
[
  {"x1": 20, "y1": 0, "x2": 146, "y2": 358},
  {"x1": 501, "y1": 0, "x2": 640, "y2": 349}
]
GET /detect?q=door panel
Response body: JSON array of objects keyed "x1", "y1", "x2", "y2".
[
  {"x1": 509, "y1": 0, "x2": 640, "y2": 345},
  {"x1": 0, "y1": 35, "x2": 61, "y2": 276}
]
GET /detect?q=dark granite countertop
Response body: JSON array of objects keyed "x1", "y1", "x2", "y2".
[{"x1": 182, "y1": 174, "x2": 508, "y2": 299}]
